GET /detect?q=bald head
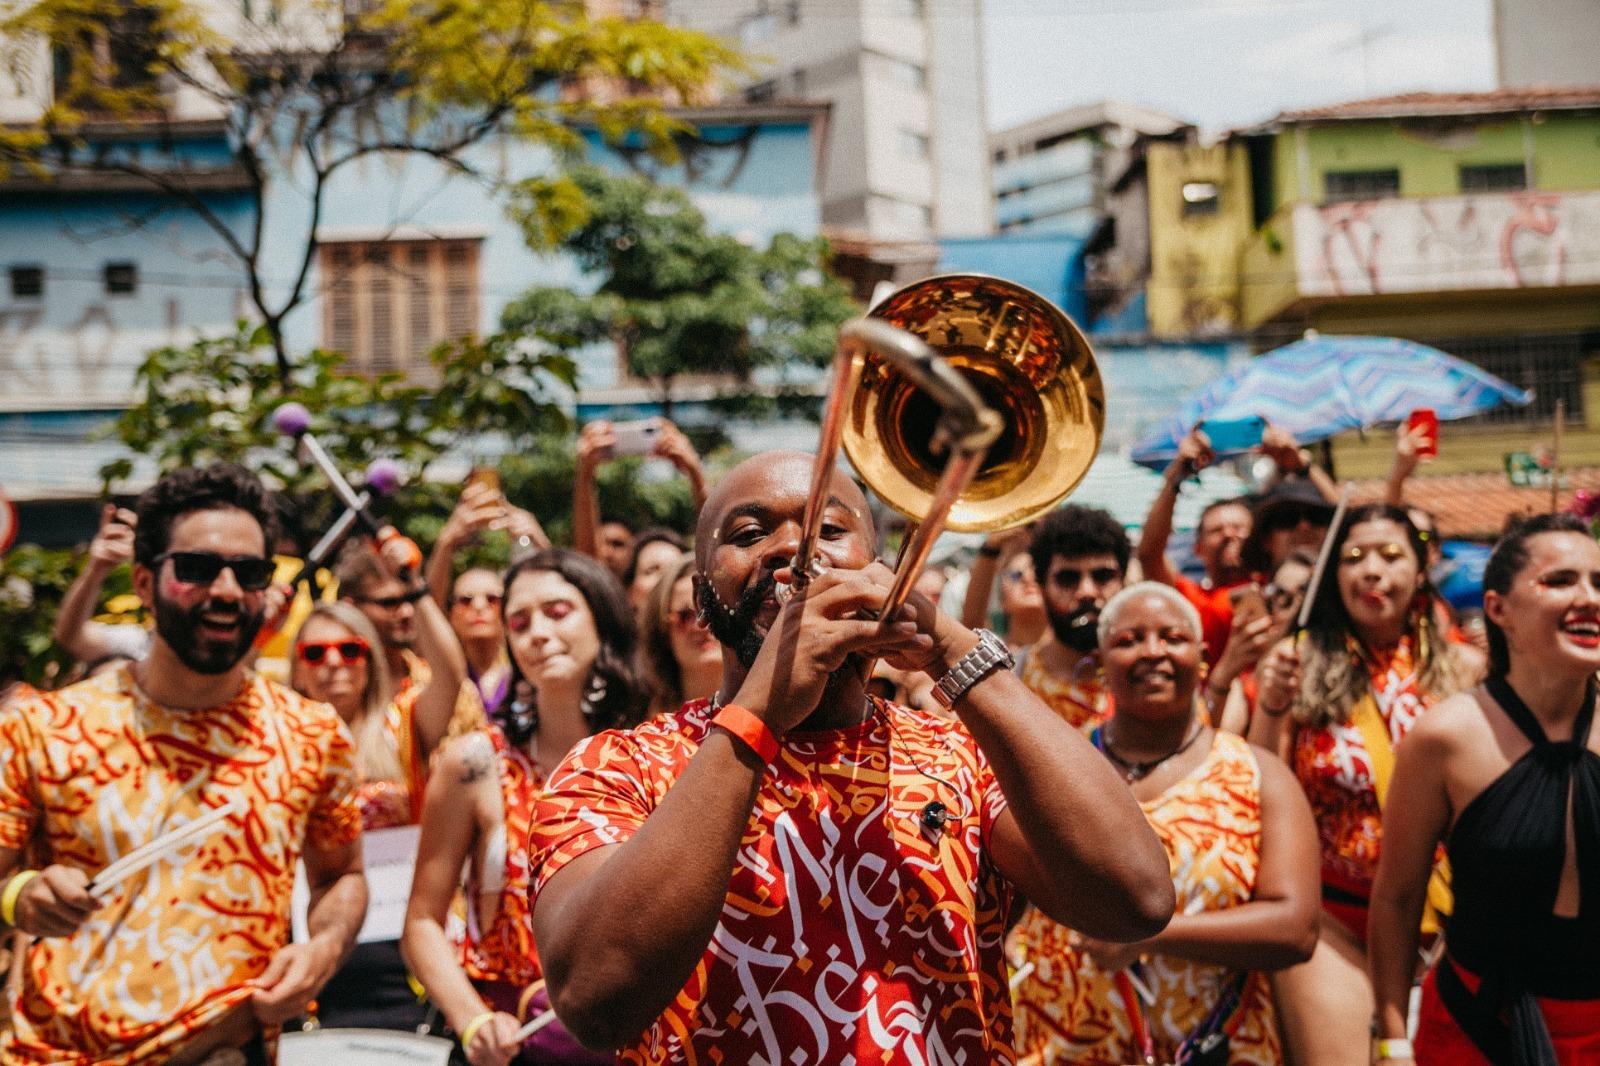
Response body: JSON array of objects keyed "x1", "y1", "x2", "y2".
[{"x1": 695, "y1": 451, "x2": 873, "y2": 570}]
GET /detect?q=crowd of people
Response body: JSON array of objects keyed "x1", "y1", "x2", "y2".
[{"x1": 0, "y1": 411, "x2": 1595, "y2": 1066}]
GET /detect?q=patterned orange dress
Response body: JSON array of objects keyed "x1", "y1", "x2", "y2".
[
  {"x1": 1010, "y1": 731, "x2": 1282, "y2": 1066},
  {"x1": 1292, "y1": 637, "x2": 1430, "y2": 940},
  {"x1": 1018, "y1": 640, "x2": 1110, "y2": 733},
  {"x1": 0, "y1": 665, "x2": 361, "y2": 1065},
  {"x1": 531, "y1": 697, "x2": 1017, "y2": 1065},
  {"x1": 462, "y1": 725, "x2": 543, "y2": 989}
]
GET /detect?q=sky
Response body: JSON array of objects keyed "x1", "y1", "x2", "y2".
[{"x1": 982, "y1": 0, "x2": 1499, "y2": 136}]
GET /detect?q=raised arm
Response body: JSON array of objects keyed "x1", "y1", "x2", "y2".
[
  {"x1": 652, "y1": 420, "x2": 709, "y2": 516},
  {"x1": 572, "y1": 422, "x2": 613, "y2": 559},
  {"x1": 377, "y1": 533, "x2": 468, "y2": 760},
  {"x1": 53, "y1": 505, "x2": 139, "y2": 663},
  {"x1": 425, "y1": 484, "x2": 505, "y2": 608},
  {"x1": 1385, "y1": 422, "x2": 1429, "y2": 507},
  {"x1": 959, "y1": 525, "x2": 1031, "y2": 630},
  {"x1": 1138, "y1": 428, "x2": 1212, "y2": 588}
]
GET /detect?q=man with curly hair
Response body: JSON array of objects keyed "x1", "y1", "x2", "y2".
[{"x1": 0, "y1": 464, "x2": 367, "y2": 1065}]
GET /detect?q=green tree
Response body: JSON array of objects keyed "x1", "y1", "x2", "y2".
[
  {"x1": 501, "y1": 164, "x2": 858, "y2": 418},
  {"x1": 0, "y1": 0, "x2": 743, "y2": 375}
]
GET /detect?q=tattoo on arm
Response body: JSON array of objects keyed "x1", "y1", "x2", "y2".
[{"x1": 458, "y1": 746, "x2": 494, "y2": 784}]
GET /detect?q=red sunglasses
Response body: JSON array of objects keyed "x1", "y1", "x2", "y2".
[{"x1": 295, "y1": 638, "x2": 371, "y2": 665}]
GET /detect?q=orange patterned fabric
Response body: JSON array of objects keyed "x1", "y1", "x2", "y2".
[
  {"x1": 462, "y1": 725, "x2": 545, "y2": 989},
  {"x1": 1010, "y1": 731, "x2": 1281, "y2": 1065},
  {"x1": 530, "y1": 697, "x2": 1016, "y2": 1065},
  {"x1": 1018, "y1": 642, "x2": 1109, "y2": 733},
  {"x1": 0, "y1": 665, "x2": 361, "y2": 1065},
  {"x1": 1293, "y1": 638, "x2": 1429, "y2": 899},
  {"x1": 354, "y1": 685, "x2": 427, "y2": 831}
]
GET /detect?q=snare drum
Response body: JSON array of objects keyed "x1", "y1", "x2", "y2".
[{"x1": 278, "y1": 1028, "x2": 453, "y2": 1066}]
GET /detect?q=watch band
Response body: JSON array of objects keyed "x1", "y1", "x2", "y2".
[
  {"x1": 931, "y1": 629, "x2": 1014, "y2": 709},
  {"x1": 711, "y1": 703, "x2": 780, "y2": 764}
]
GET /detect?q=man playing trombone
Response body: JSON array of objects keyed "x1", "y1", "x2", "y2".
[{"x1": 528, "y1": 451, "x2": 1173, "y2": 1063}]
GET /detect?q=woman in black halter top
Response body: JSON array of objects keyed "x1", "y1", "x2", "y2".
[{"x1": 1370, "y1": 513, "x2": 1600, "y2": 1066}]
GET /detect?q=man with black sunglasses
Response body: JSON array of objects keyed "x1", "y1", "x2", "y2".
[
  {"x1": 0, "y1": 464, "x2": 367, "y2": 1065},
  {"x1": 1016, "y1": 504, "x2": 1131, "y2": 734}
]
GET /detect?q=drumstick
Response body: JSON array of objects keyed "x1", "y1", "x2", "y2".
[
  {"x1": 1008, "y1": 960, "x2": 1036, "y2": 991},
  {"x1": 511, "y1": 1009, "x2": 558, "y2": 1043},
  {"x1": 1296, "y1": 484, "x2": 1351, "y2": 633},
  {"x1": 88, "y1": 798, "x2": 243, "y2": 899}
]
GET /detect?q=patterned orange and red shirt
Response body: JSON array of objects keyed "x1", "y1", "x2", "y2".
[
  {"x1": 1293, "y1": 638, "x2": 1430, "y2": 901},
  {"x1": 0, "y1": 665, "x2": 361, "y2": 1065},
  {"x1": 462, "y1": 724, "x2": 544, "y2": 990},
  {"x1": 1018, "y1": 640, "x2": 1110, "y2": 734},
  {"x1": 1010, "y1": 730, "x2": 1282, "y2": 1065},
  {"x1": 530, "y1": 697, "x2": 1017, "y2": 1065}
]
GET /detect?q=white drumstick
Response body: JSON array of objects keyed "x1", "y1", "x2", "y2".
[
  {"x1": 511, "y1": 1009, "x2": 559, "y2": 1043},
  {"x1": 89, "y1": 798, "x2": 243, "y2": 898},
  {"x1": 1008, "y1": 960, "x2": 1036, "y2": 991}
]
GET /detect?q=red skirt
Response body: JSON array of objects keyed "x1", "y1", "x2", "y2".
[{"x1": 1416, "y1": 960, "x2": 1600, "y2": 1066}]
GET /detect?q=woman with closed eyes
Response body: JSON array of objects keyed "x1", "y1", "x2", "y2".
[{"x1": 403, "y1": 550, "x2": 647, "y2": 1065}]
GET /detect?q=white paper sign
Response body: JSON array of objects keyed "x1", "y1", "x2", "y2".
[{"x1": 292, "y1": 825, "x2": 422, "y2": 945}]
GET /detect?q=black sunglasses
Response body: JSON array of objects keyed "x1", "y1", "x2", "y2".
[
  {"x1": 154, "y1": 551, "x2": 275, "y2": 591},
  {"x1": 359, "y1": 588, "x2": 425, "y2": 610}
]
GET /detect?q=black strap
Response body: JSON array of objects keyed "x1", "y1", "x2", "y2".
[
  {"x1": 1436, "y1": 957, "x2": 1559, "y2": 1066},
  {"x1": 1485, "y1": 674, "x2": 1596, "y2": 753}
]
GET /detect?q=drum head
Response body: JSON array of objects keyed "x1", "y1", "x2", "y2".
[{"x1": 278, "y1": 1029, "x2": 453, "y2": 1066}]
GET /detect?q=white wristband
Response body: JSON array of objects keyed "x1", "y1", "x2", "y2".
[{"x1": 1374, "y1": 1037, "x2": 1413, "y2": 1060}]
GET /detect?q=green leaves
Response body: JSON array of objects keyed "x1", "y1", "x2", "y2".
[{"x1": 502, "y1": 164, "x2": 858, "y2": 413}]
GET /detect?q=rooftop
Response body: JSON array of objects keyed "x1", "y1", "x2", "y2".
[
  {"x1": 1351, "y1": 467, "x2": 1600, "y2": 541},
  {"x1": 1258, "y1": 86, "x2": 1600, "y2": 127}
]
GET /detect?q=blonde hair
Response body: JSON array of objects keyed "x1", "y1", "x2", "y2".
[{"x1": 290, "y1": 600, "x2": 403, "y2": 786}]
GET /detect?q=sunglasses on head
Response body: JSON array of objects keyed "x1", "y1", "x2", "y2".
[
  {"x1": 154, "y1": 551, "x2": 274, "y2": 591},
  {"x1": 295, "y1": 638, "x2": 370, "y2": 665}
]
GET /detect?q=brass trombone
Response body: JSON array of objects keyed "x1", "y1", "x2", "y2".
[{"x1": 789, "y1": 273, "x2": 1105, "y2": 625}]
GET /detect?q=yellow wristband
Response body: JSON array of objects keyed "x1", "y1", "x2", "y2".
[
  {"x1": 1, "y1": 870, "x2": 39, "y2": 927},
  {"x1": 459, "y1": 1010, "x2": 495, "y2": 1051}
]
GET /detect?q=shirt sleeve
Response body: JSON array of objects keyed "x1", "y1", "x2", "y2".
[
  {"x1": 530, "y1": 730, "x2": 657, "y2": 895},
  {"x1": 306, "y1": 714, "x2": 363, "y2": 850},
  {"x1": 0, "y1": 696, "x2": 42, "y2": 852}
]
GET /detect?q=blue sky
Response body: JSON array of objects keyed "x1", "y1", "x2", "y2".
[{"x1": 983, "y1": 0, "x2": 1498, "y2": 135}]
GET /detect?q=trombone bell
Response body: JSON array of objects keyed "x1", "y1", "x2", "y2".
[{"x1": 851, "y1": 274, "x2": 1104, "y2": 533}]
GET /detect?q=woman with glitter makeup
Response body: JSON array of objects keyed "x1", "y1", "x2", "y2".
[{"x1": 402, "y1": 550, "x2": 646, "y2": 1065}]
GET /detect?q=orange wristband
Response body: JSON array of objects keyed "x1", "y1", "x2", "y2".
[{"x1": 711, "y1": 703, "x2": 779, "y2": 764}]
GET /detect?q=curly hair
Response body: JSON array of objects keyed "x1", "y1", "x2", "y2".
[
  {"x1": 133, "y1": 464, "x2": 278, "y2": 565},
  {"x1": 498, "y1": 548, "x2": 648, "y2": 744},
  {"x1": 1291, "y1": 503, "x2": 1467, "y2": 728},
  {"x1": 1029, "y1": 504, "x2": 1131, "y2": 586},
  {"x1": 1481, "y1": 512, "x2": 1592, "y2": 676}
]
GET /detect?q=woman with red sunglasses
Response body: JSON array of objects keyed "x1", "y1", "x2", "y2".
[{"x1": 637, "y1": 553, "x2": 721, "y2": 718}]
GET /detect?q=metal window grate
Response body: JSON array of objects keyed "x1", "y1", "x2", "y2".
[{"x1": 1437, "y1": 332, "x2": 1590, "y2": 425}]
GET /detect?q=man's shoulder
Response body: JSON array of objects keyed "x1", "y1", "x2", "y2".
[
  {"x1": 8, "y1": 668, "x2": 133, "y2": 723},
  {"x1": 252, "y1": 675, "x2": 344, "y2": 730}
]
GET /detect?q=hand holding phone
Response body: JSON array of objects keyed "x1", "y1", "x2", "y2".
[
  {"x1": 1197, "y1": 416, "x2": 1266, "y2": 454},
  {"x1": 610, "y1": 418, "x2": 664, "y2": 457}
]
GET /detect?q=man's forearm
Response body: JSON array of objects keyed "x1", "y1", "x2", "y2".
[
  {"x1": 573, "y1": 463, "x2": 600, "y2": 557},
  {"x1": 305, "y1": 870, "x2": 367, "y2": 971},
  {"x1": 538, "y1": 734, "x2": 765, "y2": 1050},
  {"x1": 1136, "y1": 472, "x2": 1181, "y2": 585},
  {"x1": 955, "y1": 669, "x2": 1172, "y2": 939}
]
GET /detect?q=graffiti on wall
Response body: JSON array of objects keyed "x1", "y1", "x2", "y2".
[
  {"x1": 0, "y1": 304, "x2": 164, "y2": 409},
  {"x1": 1297, "y1": 190, "x2": 1600, "y2": 298}
]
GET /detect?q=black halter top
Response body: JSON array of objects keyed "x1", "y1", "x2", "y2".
[{"x1": 1446, "y1": 673, "x2": 1600, "y2": 999}]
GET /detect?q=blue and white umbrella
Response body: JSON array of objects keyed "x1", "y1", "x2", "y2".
[{"x1": 1131, "y1": 333, "x2": 1531, "y2": 468}]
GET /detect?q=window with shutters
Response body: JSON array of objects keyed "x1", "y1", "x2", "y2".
[{"x1": 318, "y1": 238, "x2": 481, "y2": 378}]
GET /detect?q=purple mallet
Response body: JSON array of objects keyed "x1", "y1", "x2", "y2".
[
  {"x1": 272, "y1": 402, "x2": 312, "y2": 437},
  {"x1": 365, "y1": 458, "x2": 403, "y2": 498}
]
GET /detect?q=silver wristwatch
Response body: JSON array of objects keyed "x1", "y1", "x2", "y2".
[{"x1": 931, "y1": 628, "x2": 1014, "y2": 709}]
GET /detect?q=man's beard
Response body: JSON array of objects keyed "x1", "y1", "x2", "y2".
[
  {"x1": 702, "y1": 570, "x2": 776, "y2": 668},
  {"x1": 1048, "y1": 603, "x2": 1101, "y2": 653},
  {"x1": 152, "y1": 590, "x2": 265, "y2": 676}
]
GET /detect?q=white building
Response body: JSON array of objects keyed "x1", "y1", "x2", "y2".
[{"x1": 667, "y1": 0, "x2": 992, "y2": 245}]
